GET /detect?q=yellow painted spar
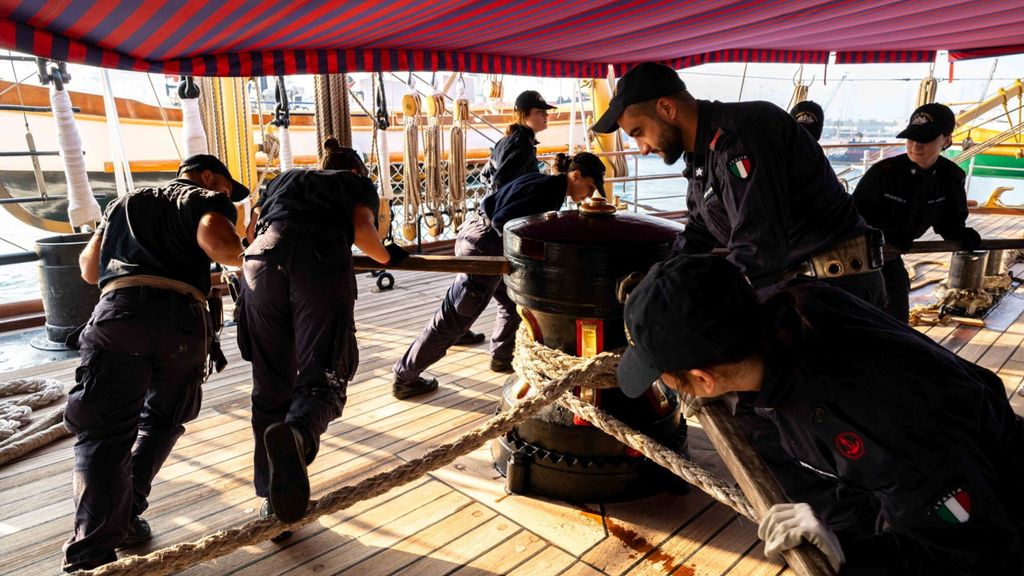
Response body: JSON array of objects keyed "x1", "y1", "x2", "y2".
[{"x1": 206, "y1": 77, "x2": 259, "y2": 235}]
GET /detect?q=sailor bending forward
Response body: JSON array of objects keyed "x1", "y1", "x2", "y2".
[
  {"x1": 65, "y1": 155, "x2": 249, "y2": 572},
  {"x1": 391, "y1": 152, "x2": 606, "y2": 399},
  {"x1": 618, "y1": 254, "x2": 1024, "y2": 576}
]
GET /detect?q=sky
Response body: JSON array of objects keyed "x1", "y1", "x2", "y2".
[{"x1": 2, "y1": 51, "x2": 1021, "y2": 127}]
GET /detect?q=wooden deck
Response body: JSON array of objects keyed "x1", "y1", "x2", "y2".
[{"x1": 3, "y1": 212, "x2": 1024, "y2": 576}]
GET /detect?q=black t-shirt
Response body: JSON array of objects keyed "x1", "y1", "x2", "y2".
[
  {"x1": 96, "y1": 178, "x2": 238, "y2": 294},
  {"x1": 257, "y1": 169, "x2": 380, "y2": 241},
  {"x1": 481, "y1": 172, "x2": 566, "y2": 233}
]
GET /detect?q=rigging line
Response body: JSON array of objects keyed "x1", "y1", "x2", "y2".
[
  {"x1": 7, "y1": 51, "x2": 30, "y2": 131},
  {"x1": 0, "y1": 235, "x2": 30, "y2": 252},
  {"x1": 0, "y1": 71, "x2": 38, "y2": 100},
  {"x1": 403, "y1": 72, "x2": 500, "y2": 144},
  {"x1": 146, "y1": 73, "x2": 181, "y2": 160}
]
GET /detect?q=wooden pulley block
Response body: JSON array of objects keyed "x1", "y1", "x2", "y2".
[
  {"x1": 401, "y1": 93, "x2": 421, "y2": 117},
  {"x1": 453, "y1": 98, "x2": 470, "y2": 123},
  {"x1": 426, "y1": 210, "x2": 444, "y2": 237},
  {"x1": 377, "y1": 201, "x2": 392, "y2": 241},
  {"x1": 402, "y1": 222, "x2": 418, "y2": 241},
  {"x1": 425, "y1": 94, "x2": 446, "y2": 117}
]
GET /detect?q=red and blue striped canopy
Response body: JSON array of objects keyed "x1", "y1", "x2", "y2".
[{"x1": 1, "y1": 0, "x2": 1022, "y2": 77}]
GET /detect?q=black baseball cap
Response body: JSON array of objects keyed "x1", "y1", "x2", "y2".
[
  {"x1": 790, "y1": 100, "x2": 824, "y2": 141},
  {"x1": 514, "y1": 90, "x2": 556, "y2": 112},
  {"x1": 618, "y1": 255, "x2": 761, "y2": 398},
  {"x1": 592, "y1": 62, "x2": 687, "y2": 134},
  {"x1": 897, "y1": 103, "x2": 955, "y2": 143},
  {"x1": 177, "y1": 154, "x2": 251, "y2": 202}
]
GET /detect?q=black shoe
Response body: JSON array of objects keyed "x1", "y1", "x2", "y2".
[
  {"x1": 264, "y1": 422, "x2": 310, "y2": 524},
  {"x1": 118, "y1": 515, "x2": 152, "y2": 548},
  {"x1": 455, "y1": 331, "x2": 486, "y2": 346},
  {"x1": 392, "y1": 375, "x2": 439, "y2": 400},
  {"x1": 490, "y1": 357, "x2": 514, "y2": 373},
  {"x1": 260, "y1": 499, "x2": 293, "y2": 542}
]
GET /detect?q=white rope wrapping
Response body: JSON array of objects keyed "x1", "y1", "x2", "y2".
[
  {"x1": 376, "y1": 125, "x2": 393, "y2": 199},
  {"x1": 181, "y1": 97, "x2": 209, "y2": 157},
  {"x1": 50, "y1": 88, "x2": 100, "y2": 227},
  {"x1": 0, "y1": 378, "x2": 65, "y2": 441},
  {"x1": 278, "y1": 126, "x2": 294, "y2": 171}
]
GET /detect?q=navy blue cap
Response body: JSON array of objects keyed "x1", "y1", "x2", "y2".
[
  {"x1": 592, "y1": 62, "x2": 687, "y2": 134},
  {"x1": 618, "y1": 255, "x2": 761, "y2": 398},
  {"x1": 178, "y1": 154, "x2": 251, "y2": 202},
  {"x1": 897, "y1": 103, "x2": 955, "y2": 142},
  {"x1": 790, "y1": 100, "x2": 824, "y2": 141},
  {"x1": 514, "y1": 90, "x2": 556, "y2": 112}
]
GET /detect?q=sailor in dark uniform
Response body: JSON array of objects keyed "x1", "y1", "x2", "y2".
[
  {"x1": 480, "y1": 90, "x2": 556, "y2": 194},
  {"x1": 618, "y1": 255, "x2": 1024, "y2": 576},
  {"x1": 853, "y1": 103, "x2": 980, "y2": 321},
  {"x1": 391, "y1": 153, "x2": 606, "y2": 399},
  {"x1": 237, "y1": 148, "x2": 402, "y2": 529},
  {"x1": 592, "y1": 62, "x2": 885, "y2": 306},
  {"x1": 790, "y1": 100, "x2": 824, "y2": 142},
  {"x1": 65, "y1": 155, "x2": 249, "y2": 572}
]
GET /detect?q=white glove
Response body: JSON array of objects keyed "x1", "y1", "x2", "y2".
[{"x1": 757, "y1": 502, "x2": 845, "y2": 572}]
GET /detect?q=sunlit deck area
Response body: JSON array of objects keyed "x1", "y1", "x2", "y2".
[{"x1": 3, "y1": 212, "x2": 1024, "y2": 576}]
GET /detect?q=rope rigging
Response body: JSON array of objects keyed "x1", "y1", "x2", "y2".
[
  {"x1": 423, "y1": 91, "x2": 446, "y2": 237},
  {"x1": 401, "y1": 86, "x2": 422, "y2": 242}
]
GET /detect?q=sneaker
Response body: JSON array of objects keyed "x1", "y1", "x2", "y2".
[
  {"x1": 455, "y1": 331, "x2": 486, "y2": 346},
  {"x1": 392, "y1": 375, "x2": 439, "y2": 400},
  {"x1": 264, "y1": 422, "x2": 310, "y2": 524},
  {"x1": 117, "y1": 515, "x2": 152, "y2": 548},
  {"x1": 490, "y1": 357, "x2": 514, "y2": 373},
  {"x1": 260, "y1": 499, "x2": 293, "y2": 542}
]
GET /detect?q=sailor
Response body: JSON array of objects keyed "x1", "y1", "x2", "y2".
[
  {"x1": 480, "y1": 90, "x2": 556, "y2": 194},
  {"x1": 617, "y1": 254, "x2": 1024, "y2": 575},
  {"x1": 237, "y1": 141, "x2": 404, "y2": 531},
  {"x1": 392, "y1": 152, "x2": 606, "y2": 398},
  {"x1": 789, "y1": 100, "x2": 824, "y2": 142},
  {"x1": 592, "y1": 62, "x2": 886, "y2": 306},
  {"x1": 853, "y1": 103, "x2": 980, "y2": 321},
  {"x1": 64, "y1": 155, "x2": 249, "y2": 572}
]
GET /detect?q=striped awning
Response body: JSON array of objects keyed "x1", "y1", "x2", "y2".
[{"x1": 1, "y1": 0, "x2": 1022, "y2": 78}]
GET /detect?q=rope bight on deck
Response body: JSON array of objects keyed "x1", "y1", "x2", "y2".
[{"x1": 69, "y1": 326, "x2": 754, "y2": 576}]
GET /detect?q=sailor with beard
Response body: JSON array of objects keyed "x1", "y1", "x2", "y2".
[{"x1": 593, "y1": 62, "x2": 885, "y2": 306}]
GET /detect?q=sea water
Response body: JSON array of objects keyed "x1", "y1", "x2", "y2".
[{"x1": 0, "y1": 155, "x2": 1018, "y2": 302}]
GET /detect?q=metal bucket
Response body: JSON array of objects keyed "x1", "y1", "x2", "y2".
[
  {"x1": 985, "y1": 250, "x2": 1007, "y2": 277},
  {"x1": 33, "y1": 233, "x2": 99, "y2": 349},
  {"x1": 948, "y1": 250, "x2": 989, "y2": 292}
]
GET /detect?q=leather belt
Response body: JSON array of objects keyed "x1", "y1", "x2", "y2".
[{"x1": 789, "y1": 232, "x2": 884, "y2": 280}]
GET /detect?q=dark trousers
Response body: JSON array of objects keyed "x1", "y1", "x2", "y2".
[
  {"x1": 759, "y1": 269, "x2": 887, "y2": 310},
  {"x1": 62, "y1": 289, "x2": 207, "y2": 571},
  {"x1": 881, "y1": 257, "x2": 910, "y2": 321},
  {"x1": 393, "y1": 217, "x2": 519, "y2": 380},
  {"x1": 237, "y1": 223, "x2": 356, "y2": 498}
]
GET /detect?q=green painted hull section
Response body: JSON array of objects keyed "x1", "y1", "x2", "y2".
[{"x1": 947, "y1": 151, "x2": 1024, "y2": 179}]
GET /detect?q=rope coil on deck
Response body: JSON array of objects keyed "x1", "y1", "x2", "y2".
[{"x1": 0, "y1": 377, "x2": 66, "y2": 442}]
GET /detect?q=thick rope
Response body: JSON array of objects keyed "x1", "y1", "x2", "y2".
[
  {"x1": 74, "y1": 352, "x2": 608, "y2": 576},
  {"x1": 0, "y1": 409, "x2": 69, "y2": 466},
  {"x1": 402, "y1": 103, "x2": 421, "y2": 242},
  {"x1": 558, "y1": 395, "x2": 756, "y2": 521},
  {"x1": 448, "y1": 99, "x2": 468, "y2": 230},
  {"x1": 423, "y1": 118, "x2": 445, "y2": 237},
  {"x1": 0, "y1": 378, "x2": 65, "y2": 441},
  {"x1": 511, "y1": 325, "x2": 756, "y2": 519}
]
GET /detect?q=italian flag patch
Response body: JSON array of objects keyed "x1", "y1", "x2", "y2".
[
  {"x1": 728, "y1": 156, "x2": 752, "y2": 179},
  {"x1": 933, "y1": 488, "x2": 971, "y2": 524}
]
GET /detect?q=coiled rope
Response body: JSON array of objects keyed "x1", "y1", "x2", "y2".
[
  {"x1": 423, "y1": 93, "x2": 446, "y2": 237},
  {"x1": 73, "y1": 327, "x2": 754, "y2": 576},
  {"x1": 448, "y1": 97, "x2": 469, "y2": 230},
  {"x1": 0, "y1": 378, "x2": 65, "y2": 443},
  {"x1": 401, "y1": 92, "x2": 422, "y2": 242}
]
